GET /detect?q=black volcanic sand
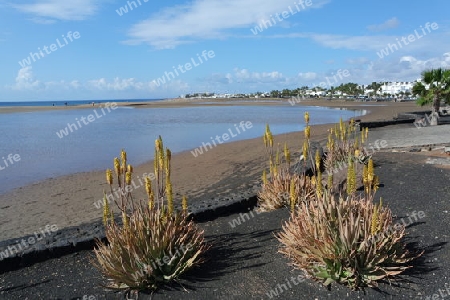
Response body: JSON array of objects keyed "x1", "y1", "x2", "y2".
[{"x1": 0, "y1": 151, "x2": 449, "y2": 300}]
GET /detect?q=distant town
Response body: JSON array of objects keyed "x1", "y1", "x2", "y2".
[{"x1": 181, "y1": 80, "x2": 422, "y2": 101}]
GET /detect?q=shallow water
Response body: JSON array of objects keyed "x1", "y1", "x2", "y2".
[{"x1": 0, "y1": 104, "x2": 365, "y2": 194}]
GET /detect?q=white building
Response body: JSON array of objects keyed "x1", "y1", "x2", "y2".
[{"x1": 379, "y1": 81, "x2": 418, "y2": 95}]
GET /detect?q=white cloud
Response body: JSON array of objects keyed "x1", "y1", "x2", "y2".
[
  {"x1": 309, "y1": 34, "x2": 390, "y2": 51},
  {"x1": 367, "y1": 17, "x2": 400, "y2": 32},
  {"x1": 346, "y1": 57, "x2": 370, "y2": 65},
  {"x1": 11, "y1": 0, "x2": 99, "y2": 22},
  {"x1": 234, "y1": 68, "x2": 283, "y2": 82},
  {"x1": 27, "y1": 17, "x2": 57, "y2": 24},
  {"x1": 206, "y1": 68, "x2": 286, "y2": 85},
  {"x1": 5, "y1": 68, "x2": 192, "y2": 99},
  {"x1": 11, "y1": 67, "x2": 42, "y2": 90},
  {"x1": 308, "y1": 30, "x2": 449, "y2": 58},
  {"x1": 87, "y1": 78, "x2": 140, "y2": 91},
  {"x1": 123, "y1": 0, "x2": 329, "y2": 49},
  {"x1": 297, "y1": 72, "x2": 317, "y2": 80},
  {"x1": 343, "y1": 52, "x2": 450, "y2": 83}
]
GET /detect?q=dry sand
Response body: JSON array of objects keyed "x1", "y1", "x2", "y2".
[{"x1": 0, "y1": 99, "x2": 423, "y2": 241}]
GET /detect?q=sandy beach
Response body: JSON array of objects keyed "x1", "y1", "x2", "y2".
[{"x1": 0, "y1": 99, "x2": 423, "y2": 241}]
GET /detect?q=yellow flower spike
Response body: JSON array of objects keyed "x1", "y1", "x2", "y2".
[
  {"x1": 354, "y1": 149, "x2": 360, "y2": 158},
  {"x1": 341, "y1": 127, "x2": 347, "y2": 142},
  {"x1": 365, "y1": 127, "x2": 369, "y2": 139},
  {"x1": 316, "y1": 171, "x2": 323, "y2": 198},
  {"x1": 166, "y1": 148, "x2": 172, "y2": 162},
  {"x1": 125, "y1": 171, "x2": 132, "y2": 185},
  {"x1": 127, "y1": 164, "x2": 133, "y2": 174},
  {"x1": 347, "y1": 159, "x2": 356, "y2": 195},
  {"x1": 155, "y1": 136, "x2": 164, "y2": 171},
  {"x1": 305, "y1": 126, "x2": 311, "y2": 140},
  {"x1": 373, "y1": 175, "x2": 380, "y2": 192},
  {"x1": 368, "y1": 158, "x2": 374, "y2": 182},
  {"x1": 148, "y1": 192, "x2": 154, "y2": 210},
  {"x1": 354, "y1": 137, "x2": 359, "y2": 149},
  {"x1": 155, "y1": 136, "x2": 162, "y2": 152},
  {"x1": 264, "y1": 124, "x2": 271, "y2": 144},
  {"x1": 304, "y1": 111, "x2": 310, "y2": 124},
  {"x1": 371, "y1": 204, "x2": 379, "y2": 235},
  {"x1": 109, "y1": 209, "x2": 115, "y2": 225},
  {"x1": 284, "y1": 142, "x2": 290, "y2": 164},
  {"x1": 106, "y1": 169, "x2": 113, "y2": 185},
  {"x1": 144, "y1": 176, "x2": 152, "y2": 196},
  {"x1": 363, "y1": 164, "x2": 368, "y2": 184},
  {"x1": 289, "y1": 178, "x2": 296, "y2": 213},
  {"x1": 315, "y1": 149, "x2": 321, "y2": 171},
  {"x1": 144, "y1": 177, "x2": 155, "y2": 209},
  {"x1": 363, "y1": 164, "x2": 370, "y2": 194},
  {"x1": 264, "y1": 124, "x2": 273, "y2": 148},
  {"x1": 182, "y1": 195, "x2": 188, "y2": 212},
  {"x1": 302, "y1": 140, "x2": 308, "y2": 161},
  {"x1": 158, "y1": 153, "x2": 164, "y2": 174},
  {"x1": 165, "y1": 149, "x2": 171, "y2": 178},
  {"x1": 269, "y1": 132, "x2": 273, "y2": 148},
  {"x1": 113, "y1": 157, "x2": 121, "y2": 176},
  {"x1": 102, "y1": 192, "x2": 110, "y2": 227},
  {"x1": 154, "y1": 154, "x2": 159, "y2": 180},
  {"x1": 265, "y1": 124, "x2": 270, "y2": 135},
  {"x1": 121, "y1": 149, "x2": 127, "y2": 164},
  {"x1": 166, "y1": 179, "x2": 174, "y2": 215},
  {"x1": 327, "y1": 174, "x2": 333, "y2": 192},
  {"x1": 262, "y1": 169, "x2": 267, "y2": 185}
]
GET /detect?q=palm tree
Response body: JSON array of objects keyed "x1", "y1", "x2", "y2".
[
  {"x1": 412, "y1": 68, "x2": 450, "y2": 125},
  {"x1": 270, "y1": 90, "x2": 280, "y2": 98}
]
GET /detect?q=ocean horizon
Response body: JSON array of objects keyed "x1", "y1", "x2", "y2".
[{"x1": 0, "y1": 99, "x2": 165, "y2": 107}]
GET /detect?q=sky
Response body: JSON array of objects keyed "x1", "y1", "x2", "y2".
[{"x1": 0, "y1": 0, "x2": 449, "y2": 101}]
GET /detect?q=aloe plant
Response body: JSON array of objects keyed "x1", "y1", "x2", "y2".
[
  {"x1": 93, "y1": 137, "x2": 208, "y2": 292},
  {"x1": 276, "y1": 191, "x2": 422, "y2": 289}
]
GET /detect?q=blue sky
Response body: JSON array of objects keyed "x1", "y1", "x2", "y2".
[{"x1": 1, "y1": 0, "x2": 449, "y2": 101}]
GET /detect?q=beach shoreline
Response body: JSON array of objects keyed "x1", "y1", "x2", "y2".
[
  {"x1": 0, "y1": 97, "x2": 421, "y2": 116},
  {"x1": 0, "y1": 100, "x2": 425, "y2": 241}
]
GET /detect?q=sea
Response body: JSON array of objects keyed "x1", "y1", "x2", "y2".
[
  {"x1": 0, "y1": 99, "x2": 162, "y2": 107},
  {"x1": 0, "y1": 100, "x2": 366, "y2": 195}
]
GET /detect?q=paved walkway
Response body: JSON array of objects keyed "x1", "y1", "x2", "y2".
[{"x1": 367, "y1": 124, "x2": 450, "y2": 149}]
